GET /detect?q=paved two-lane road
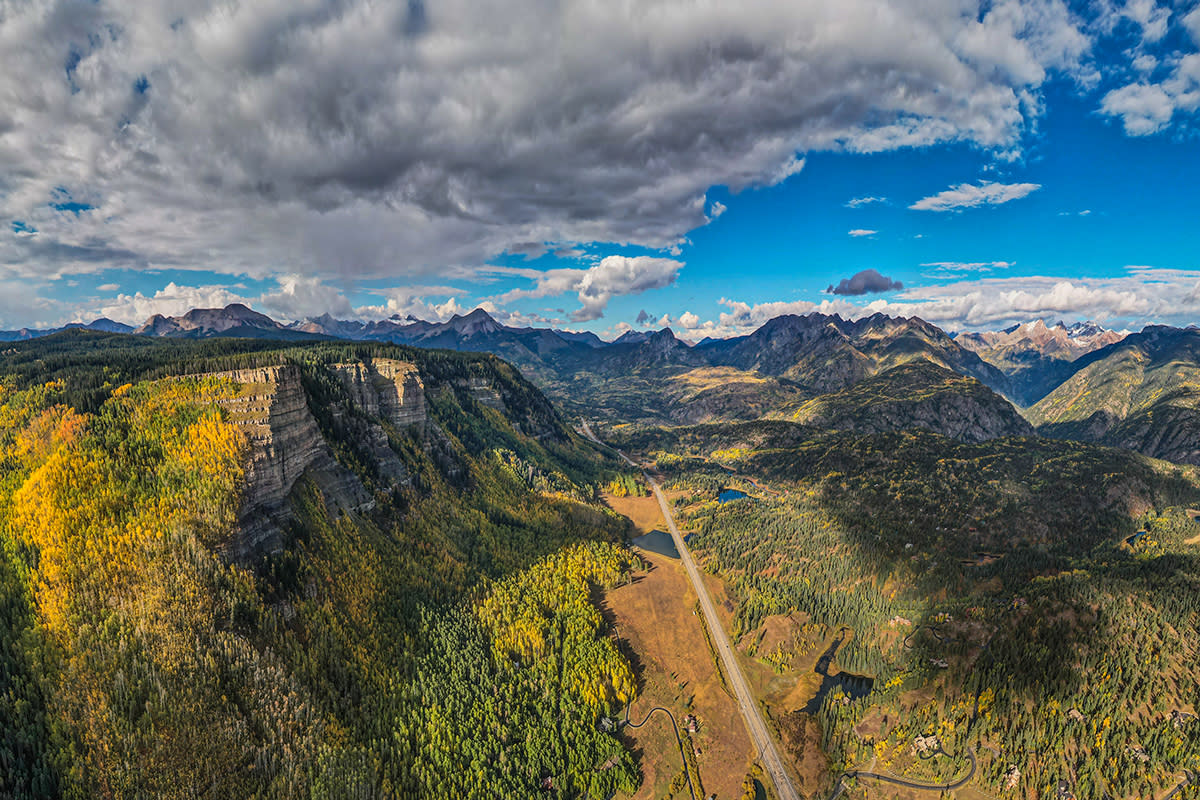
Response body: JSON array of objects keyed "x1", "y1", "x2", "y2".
[{"x1": 581, "y1": 422, "x2": 802, "y2": 800}]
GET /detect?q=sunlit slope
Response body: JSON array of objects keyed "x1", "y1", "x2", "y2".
[
  {"x1": 1029, "y1": 326, "x2": 1200, "y2": 464},
  {"x1": 769, "y1": 361, "x2": 1032, "y2": 442},
  {"x1": 0, "y1": 333, "x2": 645, "y2": 799}
]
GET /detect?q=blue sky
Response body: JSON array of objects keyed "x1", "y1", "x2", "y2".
[{"x1": 2, "y1": 0, "x2": 1200, "y2": 338}]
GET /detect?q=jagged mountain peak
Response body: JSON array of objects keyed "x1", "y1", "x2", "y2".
[
  {"x1": 444, "y1": 308, "x2": 502, "y2": 336},
  {"x1": 134, "y1": 303, "x2": 289, "y2": 337}
]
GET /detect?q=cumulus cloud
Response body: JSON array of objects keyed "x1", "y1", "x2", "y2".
[
  {"x1": 1100, "y1": 82, "x2": 1177, "y2": 134},
  {"x1": 1117, "y1": 0, "x2": 1171, "y2": 42},
  {"x1": 827, "y1": 268, "x2": 904, "y2": 296},
  {"x1": 708, "y1": 202, "x2": 728, "y2": 221},
  {"x1": 1098, "y1": 6, "x2": 1200, "y2": 137},
  {"x1": 846, "y1": 196, "x2": 887, "y2": 208},
  {"x1": 1186, "y1": 7, "x2": 1200, "y2": 44},
  {"x1": 89, "y1": 283, "x2": 247, "y2": 326},
  {"x1": 68, "y1": 277, "x2": 478, "y2": 327},
  {"x1": 0, "y1": 0, "x2": 1096, "y2": 289},
  {"x1": 909, "y1": 181, "x2": 1042, "y2": 211},
  {"x1": 636, "y1": 309, "x2": 653, "y2": 327},
  {"x1": 878, "y1": 268, "x2": 1199, "y2": 329},
  {"x1": 848, "y1": 229, "x2": 878, "y2": 237},
  {"x1": 493, "y1": 255, "x2": 682, "y2": 322},
  {"x1": 352, "y1": 287, "x2": 472, "y2": 323},
  {"x1": 257, "y1": 275, "x2": 356, "y2": 321}
]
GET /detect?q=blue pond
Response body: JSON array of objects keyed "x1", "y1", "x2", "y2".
[{"x1": 717, "y1": 488, "x2": 749, "y2": 504}]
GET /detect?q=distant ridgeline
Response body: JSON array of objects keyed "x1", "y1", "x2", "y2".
[
  {"x1": 0, "y1": 332, "x2": 645, "y2": 799},
  {"x1": 22, "y1": 309, "x2": 1200, "y2": 471}
]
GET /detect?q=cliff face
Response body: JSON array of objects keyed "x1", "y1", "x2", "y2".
[
  {"x1": 332, "y1": 358, "x2": 427, "y2": 428},
  {"x1": 214, "y1": 358, "x2": 429, "y2": 558},
  {"x1": 217, "y1": 366, "x2": 332, "y2": 509},
  {"x1": 197, "y1": 347, "x2": 576, "y2": 559}
]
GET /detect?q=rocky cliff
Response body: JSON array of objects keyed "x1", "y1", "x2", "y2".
[
  {"x1": 213, "y1": 365, "x2": 364, "y2": 557},
  {"x1": 211, "y1": 353, "x2": 560, "y2": 558},
  {"x1": 332, "y1": 358, "x2": 427, "y2": 428},
  {"x1": 216, "y1": 359, "x2": 426, "y2": 559}
]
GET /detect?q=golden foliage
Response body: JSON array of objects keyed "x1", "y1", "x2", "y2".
[{"x1": 479, "y1": 542, "x2": 638, "y2": 713}]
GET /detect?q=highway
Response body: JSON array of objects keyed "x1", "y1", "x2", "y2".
[{"x1": 581, "y1": 422, "x2": 802, "y2": 800}]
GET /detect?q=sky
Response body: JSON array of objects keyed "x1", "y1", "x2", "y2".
[{"x1": 2, "y1": 0, "x2": 1200, "y2": 339}]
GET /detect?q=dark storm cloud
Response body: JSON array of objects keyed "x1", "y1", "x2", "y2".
[
  {"x1": 827, "y1": 269, "x2": 904, "y2": 296},
  {"x1": 0, "y1": 0, "x2": 1093, "y2": 288}
]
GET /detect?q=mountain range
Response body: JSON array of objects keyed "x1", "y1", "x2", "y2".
[
  {"x1": 1028, "y1": 325, "x2": 1200, "y2": 464},
  {"x1": 955, "y1": 318, "x2": 1127, "y2": 405},
  {"x1": 3, "y1": 306, "x2": 1199, "y2": 799},
  {"x1": 0, "y1": 316, "x2": 135, "y2": 340},
  {"x1": 25, "y1": 303, "x2": 1200, "y2": 457}
]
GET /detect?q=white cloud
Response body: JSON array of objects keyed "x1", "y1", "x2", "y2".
[
  {"x1": 922, "y1": 260, "x2": 1014, "y2": 277},
  {"x1": 1185, "y1": 7, "x2": 1200, "y2": 44},
  {"x1": 845, "y1": 196, "x2": 887, "y2": 208},
  {"x1": 666, "y1": 267, "x2": 1200, "y2": 339},
  {"x1": 1100, "y1": 82, "x2": 1176, "y2": 134},
  {"x1": 96, "y1": 283, "x2": 120, "y2": 292},
  {"x1": 89, "y1": 282, "x2": 246, "y2": 326},
  {"x1": 0, "y1": 0, "x2": 1095, "y2": 289},
  {"x1": 879, "y1": 269, "x2": 1196, "y2": 329},
  {"x1": 257, "y1": 275, "x2": 355, "y2": 321},
  {"x1": 492, "y1": 255, "x2": 682, "y2": 322},
  {"x1": 1118, "y1": 0, "x2": 1171, "y2": 42},
  {"x1": 708, "y1": 201, "x2": 728, "y2": 221},
  {"x1": 1132, "y1": 53, "x2": 1158, "y2": 74},
  {"x1": 848, "y1": 229, "x2": 878, "y2": 237},
  {"x1": 1100, "y1": 53, "x2": 1200, "y2": 135},
  {"x1": 352, "y1": 287, "x2": 472, "y2": 323},
  {"x1": 909, "y1": 181, "x2": 1042, "y2": 211}
]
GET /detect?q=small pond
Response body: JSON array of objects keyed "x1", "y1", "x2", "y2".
[
  {"x1": 717, "y1": 488, "x2": 749, "y2": 504},
  {"x1": 631, "y1": 530, "x2": 679, "y2": 559}
]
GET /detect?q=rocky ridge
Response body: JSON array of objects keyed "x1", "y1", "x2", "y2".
[{"x1": 214, "y1": 358, "x2": 430, "y2": 558}]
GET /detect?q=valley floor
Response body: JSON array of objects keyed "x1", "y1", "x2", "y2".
[{"x1": 603, "y1": 491, "x2": 755, "y2": 799}]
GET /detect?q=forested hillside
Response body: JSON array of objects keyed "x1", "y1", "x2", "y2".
[
  {"x1": 1030, "y1": 326, "x2": 1200, "y2": 466},
  {"x1": 617, "y1": 421, "x2": 1200, "y2": 800},
  {"x1": 768, "y1": 361, "x2": 1032, "y2": 443},
  {"x1": 0, "y1": 333, "x2": 645, "y2": 798}
]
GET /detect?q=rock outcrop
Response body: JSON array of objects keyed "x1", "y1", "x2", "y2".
[
  {"x1": 201, "y1": 351, "x2": 569, "y2": 557},
  {"x1": 215, "y1": 364, "x2": 370, "y2": 558},
  {"x1": 217, "y1": 365, "x2": 331, "y2": 509},
  {"x1": 332, "y1": 358, "x2": 427, "y2": 428}
]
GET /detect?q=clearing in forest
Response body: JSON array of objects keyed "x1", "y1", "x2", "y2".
[{"x1": 604, "y1": 488, "x2": 754, "y2": 799}]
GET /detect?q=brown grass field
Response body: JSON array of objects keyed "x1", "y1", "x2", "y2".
[{"x1": 603, "y1": 491, "x2": 754, "y2": 799}]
